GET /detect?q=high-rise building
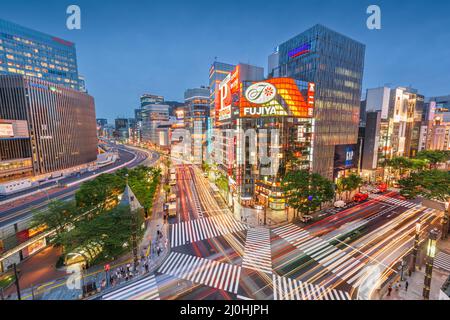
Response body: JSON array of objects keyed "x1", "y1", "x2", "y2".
[
  {"x1": 0, "y1": 18, "x2": 82, "y2": 91},
  {"x1": 208, "y1": 61, "x2": 236, "y2": 159},
  {"x1": 140, "y1": 104, "x2": 170, "y2": 146},
  {"x1": 184, "y1": 86, "x2": 210, "y2": 164},
  {"x1": 365, "y1": 86, "x2": 424, "y2": 164},
  {"x1": 270, "y1": 24, "x2": 366, "y2": 180},
  {"x1": 419, "y1": 100, "x2": 450, "y2": 152},
  {"x1": 114, "y1": 118, "x2": 129, "y2": 139},
  {"x1": 210, "y1": 62, "x2": 315, "y2": 210},
  {"x1": 140, "y1": 94, "x2": 164, "y2": 107},
  {"x1": 0, "y1": 75, "x2": 97, "y2": 182}
]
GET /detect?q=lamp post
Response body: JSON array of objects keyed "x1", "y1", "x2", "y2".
[
  {"x1": 410, "y1": 221, "x2": 421, "y2": 274},
  {"x1": 422, "y1": 229, "x2": 438, "y2": 300}
]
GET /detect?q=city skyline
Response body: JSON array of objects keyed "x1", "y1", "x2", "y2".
[{"x1": 1, "y1": 0, "x2": 449, "y2": 122}]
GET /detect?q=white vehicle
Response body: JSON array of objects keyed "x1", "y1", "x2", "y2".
[{"x1": 334, "y1": 200, "x2": 346, "y2": 208}]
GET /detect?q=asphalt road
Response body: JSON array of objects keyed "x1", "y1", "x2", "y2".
[
  {"x1": 104, "y1": 174, "x2": 443, "y2": 300},
  {"x1": 0, "y1": 145, "x2": 157, "y2": 228}
]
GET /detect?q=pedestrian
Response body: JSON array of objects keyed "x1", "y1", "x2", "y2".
[
  {"x1": 387, "y1": 285, "x2": 392, "y2": 297},
  {"x1": 405, "y1": 281, "x2": 409, "y2": 291}
]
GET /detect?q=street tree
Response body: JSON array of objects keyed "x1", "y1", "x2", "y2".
[
  {"x1": 399, "y1": 170, "x2": 450, "y2": 238},
  {"x1": 415, "y1": 150, "x2": 450, "y2": 170},
  {"x1": 337, "y1": 174, "x2": 364, "y2": 201},
  {"x1": 282, "y1": 170, "x2": 335, "y2": 219},
  {"x1": 30, "y1": 200, "x2": 80, "y2": 246}
]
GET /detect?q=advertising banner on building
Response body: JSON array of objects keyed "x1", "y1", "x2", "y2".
[
  {"x1": 216, "y1": 73, "x2": 232, "y2": 123},
  {"x1": 239, "y1": 78, "x2": 315, "y2": 118}
]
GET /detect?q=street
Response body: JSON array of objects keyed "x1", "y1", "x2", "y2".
[{"x1": 101, "y1": 164, "x2": 445, "y2": 301}]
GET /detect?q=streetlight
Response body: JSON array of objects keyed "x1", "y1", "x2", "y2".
[
  {"x1": 410, "y1": 221, "x2": 421, "y2": 274},
  {"x1": 422, "y1": 228, "x2": 438, "y2": 300}
]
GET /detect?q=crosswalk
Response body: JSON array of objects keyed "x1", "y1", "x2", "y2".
[
  {"x1": 272, "y1": 274, "x2": 351, "y2": 300},
  {"x1": 242, "y1": 228, "x2": 272, "y2": 274},
  {"x1": 102, "y1": 275, "x2": 160, "y2": 300},
  {"x1": 369, "y1": 194, "x2": 419, "y2": 209},
  {"x1": 273, "y1": 224, "x2": 363, "y2": 286},
  {"x1": 434, "y1": 251, "x2": 450, "y2": 272},
  {"x1": 170, "y1": 214, "x2": 249, "y2": 248},
  {"x1": 157, "y1": 252, "x2": 241, "y2": 294}
]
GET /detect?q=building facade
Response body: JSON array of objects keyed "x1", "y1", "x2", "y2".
[
  {"x1": 184, "y1": 86, "x2": 210, "y2": 164},
  {"x1": 0, "y1": 18, "x2": 82, "y2": 91},
  {"x1": 365, "y1": 86, "x2": 424, "y2": 167},
  {"x1": 270, "y1": 24, "x2": 365, "y2": 180},
  {"x1": 0, "y1": 75, "x2": 97, "y2": 182},
  {"x1": 211, "y1": 63, "x2": 316, "y2": 210},
  {"x1": 208, "y1": 61, "x2": 236, "y2": 160},
  {"x1": 419, "y1": 101, "x2": 450, "y2": 152}
]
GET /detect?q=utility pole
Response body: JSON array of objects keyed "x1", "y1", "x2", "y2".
[
  {"x1": 423, "y1": 229, "x2": 438, "y2": 300},
  {"x1": 13, "y1": 263, "x2": 21, "y2": 300}
]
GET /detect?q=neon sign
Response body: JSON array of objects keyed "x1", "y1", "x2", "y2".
[{"x1": 288, "y1": 43, "x2": 311, "y2": 58}]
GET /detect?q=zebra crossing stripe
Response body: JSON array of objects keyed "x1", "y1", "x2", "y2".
[
  {"x1": 434, "y1": 251, "x2": 450, "y2": 272},
  {"x1": 272, "y1": 274, "x2": 351, "y2": 300},
  {"x1": 158, "y1": 252, "x2": 242, "y2": 293},
  {"x1": 103, "y1": 275, "x2": 160, "y2": 300},
  {"x1": 170, "y1": 214, "x2": 249, "y2": 247},
  {"x1": 369, "y1": 194, "x2": 419, "y2": 209},
  {"x1": 242, "y1": 228, "x2": 272, "y2": 274},
  {"x1": 273, "y1": 224, "x2": 363, "y2": 285}
]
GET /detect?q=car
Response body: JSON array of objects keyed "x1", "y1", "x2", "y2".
[
  {"x1": 377, "y1": 183, "x2": 388, "y2": 193},
  {"x1": 299, "y1": 215, "x2": 313, "y2": 223},
  {"x1": 334, "y1": 200, "x2": 346, "y2": 208},
  {"x1": 354, "y1": 193, "x2": 369, "y2": 202}
]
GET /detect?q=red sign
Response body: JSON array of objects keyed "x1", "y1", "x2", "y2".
[{"x1": 104, "y1": 264, "x2": 110, "y2": 272}]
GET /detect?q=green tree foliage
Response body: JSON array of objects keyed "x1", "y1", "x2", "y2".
[
  {"x1": 415, "y1": 150, "x2": 450, "y2": 170},
  {"x1": 399, "y1": 170, "x2": 450, "y2": 202},
  {"x1": 36, "y1": 166, "x2": 159, "y2": 266},
  {"x1": 31, "y1": 200, "x2": 80, "y2": 246},
  {"x1": 282, "y1": 170, "x2": 335, "y2": 218},
  {"x1": 75, "y1": 173, "x2": 124, "y2": 210},
  {"x1": 336, "y1": 174, "x2": 364, "y2": 201},
  {"x1": 60, "y1": 205, "x2": 145, "y2": 266}
]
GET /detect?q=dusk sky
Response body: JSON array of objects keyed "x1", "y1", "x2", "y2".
[{"x1": 2, "y1": 0, "x2": 450, "y2": 122}]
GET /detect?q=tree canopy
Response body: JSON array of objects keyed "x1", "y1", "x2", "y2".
[{"x1": 282, "y1": 170, "x2": 334, "y2": 218}]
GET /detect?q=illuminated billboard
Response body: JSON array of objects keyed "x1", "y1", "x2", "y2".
[
  {"x1": 216, "y1": 74, "x2": 232, "y2": 123},
  {"x1": 239, "y1": 78, "x2": 315, "y2": 118}
]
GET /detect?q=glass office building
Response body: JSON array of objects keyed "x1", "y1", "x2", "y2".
[
  {"x1": 184, "y1": 87, "x2": 210, "y2": 164},
  {"x1": 0, "y1": 18, "x2": 81, "y2": 91},
  {"x1": 270, "y1": 24, "x2": 365, "y2": 179}
]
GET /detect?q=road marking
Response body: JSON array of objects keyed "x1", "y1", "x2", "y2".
[
  {"x1": 157, "y1": 252, "x2": 241, "y2": 294},
  {"x1": 242, "y1": 228, "x2": 272, "y2": 274},
  {"x1": 272, "y1": 274, "x2": 351, "y2": 300},
  {"x1": 170, "y1": 214, "x2": 249, "y2": 248},
  {"x1": 102, "y1": 275, "x2": 160, "y2": 300}
]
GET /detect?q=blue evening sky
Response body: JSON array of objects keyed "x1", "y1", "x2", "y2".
[{"x1": 2, "y1": 0, "x2": 450, "y2": 122}]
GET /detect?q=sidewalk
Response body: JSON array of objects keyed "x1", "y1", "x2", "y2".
[
  {"x1": 377, "y1": 238, "x2": 450, "y2": 300},
  {"x1": 380, "y1": 266, "x2": 448, "y2": 300}
]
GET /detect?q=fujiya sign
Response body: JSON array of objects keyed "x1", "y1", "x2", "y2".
[
  {"x1": 245, "y1": 82, "x2": 277, "y2": 105},
  {"x1": 243, "y1": 106, "x2": 278, "y2": 116}
]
